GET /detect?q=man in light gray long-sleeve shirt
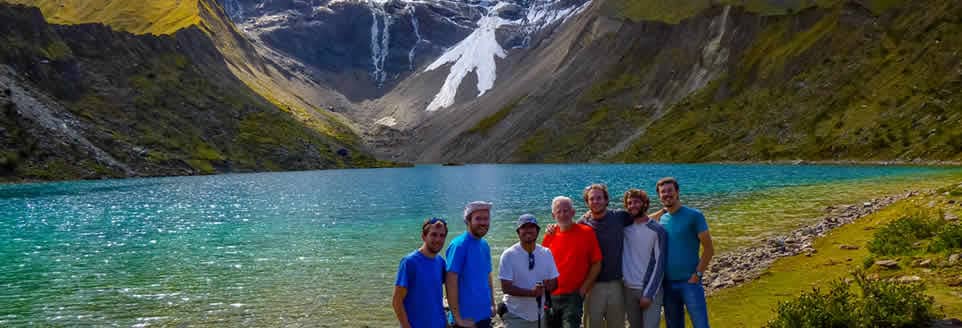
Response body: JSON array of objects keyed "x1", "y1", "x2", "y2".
[{"x1": 622, "y1": 189, "x2": 668, "y2": 328}]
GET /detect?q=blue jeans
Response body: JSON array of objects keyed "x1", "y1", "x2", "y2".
[{"x1": 663, "y1": 280, "x2": 709, "y2": 328}]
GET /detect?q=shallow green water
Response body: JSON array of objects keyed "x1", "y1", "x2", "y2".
[{"x1": 1, "y1": 164, "x2": 959, "y2": 327}]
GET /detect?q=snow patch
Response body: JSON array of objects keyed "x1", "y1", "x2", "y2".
[
  {"x1": 527, "y1": 0, "x2": 585, "y2": 29},
  {"x1": 375, "y1": 116, "x2": 398, "y2": 127},
  {"x1": 423, "y1": 0, "x2": 590, "y2": 111},
  {"x1": 424, "y1": 4, "x2": 514, "y2": 112}
]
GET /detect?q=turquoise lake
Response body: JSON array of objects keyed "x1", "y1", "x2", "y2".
[{"x1": 2, "y1": 164, "x2": 961, "y2": 327}]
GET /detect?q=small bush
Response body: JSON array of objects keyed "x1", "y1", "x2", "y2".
[
  {"x1": 766, "y1": 280, "x2": 856, "y2": 328},
  {"x1": 868, "y1": 211, "x2": 944, "y2": 256},
  {"x1": 0, "y1": 152, "x2": 19, "y2": 172},
  {"x1": 856, "y1": 271, "x2": 939, "y2": 327},
  {"x1": 930, "y1": 223, "x2": 962, "y2": 253},
  {"x1": 766, "y1": 271, "x2": 939, "y2": 328},
  {"x1": 951, "y1": 187, "x2": 962, "y2": 197},
  {"x1": 862, "y1": 255, "x2": 876, "y2": 269}
]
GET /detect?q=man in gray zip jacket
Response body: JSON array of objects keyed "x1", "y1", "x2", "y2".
[{"x1": 622, "y1": 189, "x2": 668, "y2": 328}]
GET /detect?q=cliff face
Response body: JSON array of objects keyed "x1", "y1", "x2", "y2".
[
  {"x1": 2, "y1": 0, "x2": 960, "y2": 178},
  {"x1": 613, "y1": 0, "x2": 962, "y2": 162},
  {"x1": 381, "y1": 0, "x2": 962, "y2": 163},
  {"x1": 0, "y1": 3, "x2": 387, "y2": 182},
  {"x1": 219, "y1": 0, "x2": 592, "y2": 101}
]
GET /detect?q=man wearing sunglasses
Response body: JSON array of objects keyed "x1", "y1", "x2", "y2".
[
  {"x1": 393, "y1": 217, "x2": 449, "y2": 328},
  {"x1": 498, "y1": 214, "x2": 560, "y2": 328}
]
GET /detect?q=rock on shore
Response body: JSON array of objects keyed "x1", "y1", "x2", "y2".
[{"x1": 702, "y1": 191, "x2": 920, "y2": 293}]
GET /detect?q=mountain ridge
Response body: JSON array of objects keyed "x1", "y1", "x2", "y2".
[
  {"x1": 0, "y1": 2, "x2": 394, "y2": 182},
  {"x1": 1, "y1": 0, "x2": 960, "y2": 182}
]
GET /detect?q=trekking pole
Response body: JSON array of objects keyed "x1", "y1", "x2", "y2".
[{"x1": 536, "y1": 281, "x2": 543, "y2": 328}]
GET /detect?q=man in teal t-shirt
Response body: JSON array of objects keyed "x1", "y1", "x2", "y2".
[
  {"x1": 446, "y1": 201, "x2": 495, "y2": 328},
  {"x1": 657, "y1": 177, "x2": 715, "y2": 328}
]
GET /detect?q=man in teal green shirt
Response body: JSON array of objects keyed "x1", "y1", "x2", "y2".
[{"x1": 657, "y1": 177, "x2": 715, "y2": 328}]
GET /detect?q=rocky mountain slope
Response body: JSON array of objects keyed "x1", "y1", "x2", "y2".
[
  {"x1": 0, "y1": 2, "x2": 390, "y2": 182},
  {"x1": 1, "y1": 0, "x2": 959, "y2": 181},
  {"x1": 367, "y1": 0, "x2": 962, "y2": 163}
]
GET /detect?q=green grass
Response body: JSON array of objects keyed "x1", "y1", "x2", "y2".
[
  {"x1": 615, "y1": 0, "x2": 962, "y2": 163},
  {"x1": 43, "y1": 40, "x2": 72, "y2": 61},
  {"x1": 708, "y1": 188, "x2": 962, "y2": 327},
  {"x1": 608, "y1": 0, "x2": 909, "y2": 23},
  {"x1": 5, "y1": 0, "x2": 201, "y2": 35},
  {"x1": 512, "y1": 51, "x2": 655, "y2": 162},
  {"x1": 468, "y1": 97, "x2": 523, "y2": 134}
]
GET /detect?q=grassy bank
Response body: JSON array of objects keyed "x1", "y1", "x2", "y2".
[
  {"x1": 708, "y1": 182, "x2": 962, "y2": 327},
  {"x1": 702, "y1": 168, "x2": 962, "y2": 252}
]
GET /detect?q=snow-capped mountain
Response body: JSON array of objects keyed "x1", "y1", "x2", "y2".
[{"x1": 218, "y1": 0, "x2": 590, "y2": 109}]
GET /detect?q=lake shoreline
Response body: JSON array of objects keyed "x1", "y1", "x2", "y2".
[
  {"x1": 706, "y1": 159, "x2": 962, "y2": 167},
  {"x1": 4, "y1": 160, "x2": 960, "y2": 185},
  {"x1": 702, "y1": 189, "x2": 926, "y2": 294}
]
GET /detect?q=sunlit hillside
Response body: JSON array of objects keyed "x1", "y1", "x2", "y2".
[{"x1": 4, "y1": 0, "x2": 199, "y2": 35}]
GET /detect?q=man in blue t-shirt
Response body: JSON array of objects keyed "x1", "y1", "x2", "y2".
[
  {"x1": 446, "y1": 201, "x2": 496, "y2": 328},
  {"x1": 393, "y1": 217, "x2": 450, "y2": 328},
  {"x1": 656, "y1": 177, "x2": 715, "y2": 328}
]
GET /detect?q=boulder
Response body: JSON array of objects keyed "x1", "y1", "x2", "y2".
[
  {"x1": 931, "y1": 319, "x2": 962, "y2": 328},
  {"x1": 949, "y1": 254, "x2": 960, "y2": 265},
  {"x1": 914, "y1": 259, "x2": 933, "y2": 268},
  {"x1": 896, "y1": 275, "x2": 921, "y2": 283},
  {"x1": 945, "y1": 213, "x2": 959, "y2": 222},
  {"x1": 839, "y1": 244, "x2": 859, "y2": 250},
  {"x1": 874, "y1": 260, "x2": 900, "y2": 269}
]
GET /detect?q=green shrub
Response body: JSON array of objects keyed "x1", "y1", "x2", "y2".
[
  {"x1": 766, "y1": 271, "x2": 939, "y2": 328},
  {"x1": 951, "y1": 187, "x2": 962, "y2": 197},
  {"x1": 867, "y1": 210, "x2": 944, "y2": 256},
  {"x1": 861, "y1": 255, "x2": 876, "y2": 270},
  {"x1": 937, "y1": 185, "x2": 962, "y2": 196},
  {"x1": 930, "y1": 223, "x2": 962, "y2": 252},
  {"x1": 766, "y1": 280, "x2": 856, "y2": 328},
  {"x1": 856, "y1": 271, "x2": 939, "y2": 327},
  {"x1": 0, "y1": 151, "x2": 19, "y2": 172}
]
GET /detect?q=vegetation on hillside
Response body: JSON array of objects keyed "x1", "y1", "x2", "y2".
[
  {"x1": 3, "y1": 0, "x2": 200, "y2": 35},
  {"x1": 0, "y1": 4, "x2": 392, "y2": 182},
  {"x1": 613, "y1": 0, "x2": 962, "y2": 162},
  {"x1": 609, "y1": 0, "x2": 907, "y2": 23}
]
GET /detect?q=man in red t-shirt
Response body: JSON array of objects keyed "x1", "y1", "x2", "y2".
[{"x1": 542, "y1": 196, "x2": 603, "y2": 328}]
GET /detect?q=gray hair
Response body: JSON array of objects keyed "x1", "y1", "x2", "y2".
[{"x1": 551, "y1": 196, "x2": 573, "y2": 211}]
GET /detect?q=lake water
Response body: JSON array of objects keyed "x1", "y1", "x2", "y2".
[{"x1": 1, "y1": 164, "x2": 960, "y2": 327}]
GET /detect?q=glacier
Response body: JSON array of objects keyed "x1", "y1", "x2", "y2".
[{"x1": 424, "y1": 0, "x2": 590, "y2": 111}]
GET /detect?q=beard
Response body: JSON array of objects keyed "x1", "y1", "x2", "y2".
[
  {"x1": 426, "y1": 242, "x2": 443, "y2": 255},
  {"x1": 661, "y1": 197, "x2": 676, "y2": 208},
  {"x1": 470, "y1": 224, "x2": 488, "y2": 238}
]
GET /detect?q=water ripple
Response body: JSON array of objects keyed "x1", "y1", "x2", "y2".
[{"x1": 0, "y1": 164, "x2": 959, "y2": 326}]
